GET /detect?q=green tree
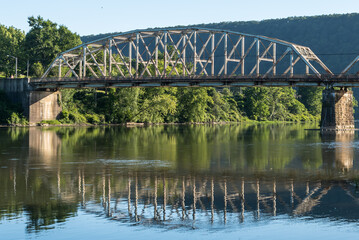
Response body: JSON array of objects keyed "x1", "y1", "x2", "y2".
[
  {"x1": 24, "y1": 16, "x2": 82, "y2": 76},
  {"x1": 243, "y1": 87, "x2": 313, "y2": 121},
  {"x1": 102, "y1": 88, "x2": 140, "y2": 123},
  {"x1": 176, "y1": 88, "x2": 213, "y2": 122},
  {"x1": 137, "y1": 93, "x2": 177, "y2": 123},
  {"x1": 243, "y1": 87, "x2": 270, "y2": 120},
  {"x1": 32, "y1": 62, "x2": 44, "y2": 77},
  {"x1": 297, "y1": 87, "x2": 324, "y2": 116},
  {"x1": 0, "y1": 25, "x2": 25, "y2": 77},
  {"x1": 207, "y1": 88, "x2": 242, "y2": 122}
]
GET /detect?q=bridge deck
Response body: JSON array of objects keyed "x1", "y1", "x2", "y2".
[{"x1": 30, "y1": 75, "x2": 359, "y2": 89}]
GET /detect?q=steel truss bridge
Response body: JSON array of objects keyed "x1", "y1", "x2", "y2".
[{"x1": 31, "y1": 28, "x2": 359, "y2": 89}]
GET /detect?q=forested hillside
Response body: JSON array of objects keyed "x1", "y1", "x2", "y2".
[
  {"x1": 194, "y1": 14, "x2": 359, "y2": 74},
  {"x1": 83, "y1": 13, "x2": 359, "y2": 74}
]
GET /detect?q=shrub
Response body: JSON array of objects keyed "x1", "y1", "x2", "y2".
[
  {"x1": 68, "y1": 111, "x2": 87, "y2": 123},
  {"x1": 85, "y1": 113, "x2": 105, "y2": 124},
  {"x1": 7, "y1": 112, "x2": 28, "y2": 125}
]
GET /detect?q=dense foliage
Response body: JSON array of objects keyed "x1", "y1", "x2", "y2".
[
  {"x1": 55, "y1": 86, "x2": 316, "y2": 125},
  {"x1": 24, "y1": 16, "x2": 82, "y2": 77},
  {"x1": 0, "y1": 25, "x2": 25, "y2": 77},
  {"x1": 0, "y1": 16, "x2": 81, "y2": 78}
]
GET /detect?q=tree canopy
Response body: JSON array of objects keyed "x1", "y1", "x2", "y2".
[
  {"x1": 24, "y1": 16, "x2": 82, "y2": 76},
  {"x1": 0, "y1": 25, "x2": 24, "y2": 77}
]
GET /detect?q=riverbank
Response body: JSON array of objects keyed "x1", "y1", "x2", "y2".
[{"x1": 0, "y1": 119, "x2": 320, "y2": 128}]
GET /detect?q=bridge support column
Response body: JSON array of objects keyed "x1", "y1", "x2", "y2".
[
  {"x1": 28, "y1": 91, "x2": 62, "y2": 124},
  {"x1": 321, "y1": 89, "x2": 354, "y2": 131}
]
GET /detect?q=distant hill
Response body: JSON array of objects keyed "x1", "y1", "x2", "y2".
[
  {"x1": 81, "y1": 13, "x2": 359, "y2": 117},
  {"x1": 81, "y1": 13, "x2": 359, "y2": 74}
]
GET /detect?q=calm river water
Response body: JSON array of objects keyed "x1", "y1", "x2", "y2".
[{"x1": 0, "y1": 123, "x2": 359, "y2": 240}]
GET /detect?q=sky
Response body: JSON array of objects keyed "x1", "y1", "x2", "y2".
[{"x1": 1, "y1": 0, "x2": 359, "y2": 36}]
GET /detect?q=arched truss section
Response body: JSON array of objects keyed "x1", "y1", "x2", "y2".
[{"x1": 42, "y1": 28, "x2": 332, "y2": 79}]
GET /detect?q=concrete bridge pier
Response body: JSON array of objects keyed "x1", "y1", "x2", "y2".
[
  {"x1": 28, "y1": 90, "x2": 62, "y2": 124},
  {"x1": 321, "y1": 88, "x2": 354, "y2": 131}
]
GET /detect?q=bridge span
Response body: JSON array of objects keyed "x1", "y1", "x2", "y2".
[
  {"x1": 3, "y1": 28, "x2": 359, "y2": 128},
  {"x1": 34, "y1": 27, "x2": 359, "y2": 89},
  {"x1": 41, "y1": 28, "x2": 333, "y2": 80}
]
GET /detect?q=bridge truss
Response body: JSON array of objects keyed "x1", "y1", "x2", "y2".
[{"x1": 37, "y1": 28, "x2": 337, "y2": 89}]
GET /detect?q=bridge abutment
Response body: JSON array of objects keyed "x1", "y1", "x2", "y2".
[
  {"x1": 321, "y1": 89, "x2": 354, "y2": 131},
  {"x1": 0, "y1": 78, "x2": 62, "y2": 124}
]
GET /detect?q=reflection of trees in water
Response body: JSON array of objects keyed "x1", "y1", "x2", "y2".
[
  {"x1": 240, "y1": 124, "x2": 321, "y2": 170},
  {"x1": 0, "y1": 165, "x2": 78, "y2": 232},
  {"x1": 22, "y1": 123, "x2": 323, "y2": 172},
  {"x1": 7, "y1": 127, "x2": 28, "y2": 142},
  {"x1": 24, "y1": 202, "x2": 77, "y2": 232}
]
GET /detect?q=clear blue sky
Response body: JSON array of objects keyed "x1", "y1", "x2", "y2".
[{"x1": 1, "y1": 0, "x2": 359, "y2": 36}]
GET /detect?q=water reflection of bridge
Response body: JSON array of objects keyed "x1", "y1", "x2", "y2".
[
  {"x1": 23, "y1": 128, "x2": 359, "y2": 225},
  {"x1": 3, "y1": 164, "x2": 359, "y2": 232},
  {"x1": 67, "y1": 172, "x2": 358, "y2": 225}
]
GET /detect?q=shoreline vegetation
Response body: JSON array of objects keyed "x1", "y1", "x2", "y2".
[
  {"x1": 0, "y1": 120, "x2": 320, "y2": 128},
  {"x1": 0, "y1": 86, "x2": 321, "y2": 127}
]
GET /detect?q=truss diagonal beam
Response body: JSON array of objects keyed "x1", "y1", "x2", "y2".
[{"x1": 41, "y1": 27, "x2": 333, "y2": 81}]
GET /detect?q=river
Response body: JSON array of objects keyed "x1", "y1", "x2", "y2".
[{"x1": 0, "y1": 123, "x2": 359, "y2": 239}]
